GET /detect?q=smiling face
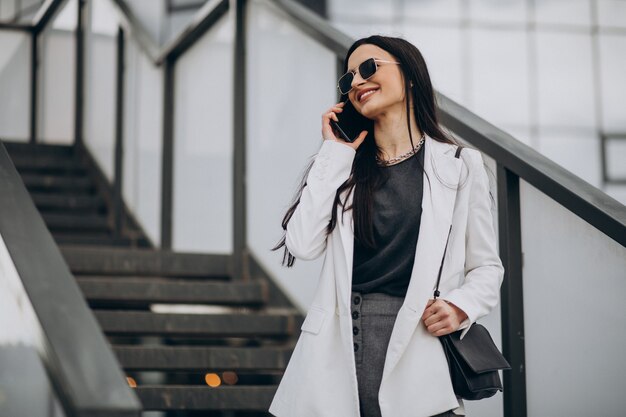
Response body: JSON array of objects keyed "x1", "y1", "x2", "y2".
[{"x1": 346, "y1": 44, "x2": 408, "y2": 119}]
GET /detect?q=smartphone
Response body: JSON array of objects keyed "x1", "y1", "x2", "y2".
[{"x1": 330, "y1": 98, "x2": 373, "y2": 143}]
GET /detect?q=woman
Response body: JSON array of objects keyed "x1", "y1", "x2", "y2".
[{"x1": 270, "y1": 35, "x2": 504, "y2": 417}]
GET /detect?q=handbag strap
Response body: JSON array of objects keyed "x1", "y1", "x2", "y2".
[{"x1": 433, "y1": 145, "x2": 463, "y2": 300}]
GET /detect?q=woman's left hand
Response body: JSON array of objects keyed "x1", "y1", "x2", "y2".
[{"x1": 421, "y1": 299, "x2": 468, "y2": 336}]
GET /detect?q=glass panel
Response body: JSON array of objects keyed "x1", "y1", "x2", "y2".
[
  {"x1": 38, "y1": 0, "x2": 76, "y2": 144},
  {"x1": 0, "y1": 31, "x2": 30, "y2": 141},
  {"x1": 172, "y1": 11, "x2": 234, "y2": 252},
  {"x1": 246, "y1": 0, "x2": 337, "y2": 310},
  {"x1": 82, "y1": 0, "x2": 163, "y2": 244},
  {"x1": 0, "y1": 234, "x2": 67, "y2": 417},
  {"x1": 519, "y1": 179, "x2": 626, "y2": 416},
  {"x1": 84, "y1": 0, "x2": 118, "y2": 181},
  {"x1": 121, "y1": 31, "x2": 163, "y2": 245}
]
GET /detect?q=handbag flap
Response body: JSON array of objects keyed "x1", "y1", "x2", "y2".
[{"x1": 447, "y1": 324, "x2": 511, "y2": 373}]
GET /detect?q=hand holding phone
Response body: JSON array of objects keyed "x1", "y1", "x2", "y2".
[{"x1": 322, "y1": 100, "x2": 371, "y2": 149}]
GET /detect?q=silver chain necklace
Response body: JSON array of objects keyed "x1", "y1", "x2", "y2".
[{"x1": 376, "y1": 134, "x2": 425, "y2": 167}]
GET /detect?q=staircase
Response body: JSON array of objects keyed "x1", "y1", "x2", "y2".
[{"x1": 5, "y1": 141, "x2": 302, "y2": 416}]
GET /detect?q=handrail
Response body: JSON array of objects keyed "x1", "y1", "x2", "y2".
[
  {"x1": 109, "y1": 0, "x2": 229, "y2": 66},
  {"x1": 156, "y1": 0, "x2": 229, "y2": 64},
  {"x1": 109, "y1": 0, "x2": 160, "y2": 61},
  {"x1": 267, "y1": 0, "x2": 626, "y2": 247},
  {"x1": 0, "y1": 0, "x2": 66, "y2": 32},
  {"x1": 32, "y1": 0, "x2": 67, "y2": 34},
  {"x1": 436, "y1": 93, "x2": 626, "y2": 246},
  {"x1": 0, "y1": 140, "x2": 141, "y2": 416},
  {"x1": 268, "y1": 0, "x2": 351, "y2": 56}
]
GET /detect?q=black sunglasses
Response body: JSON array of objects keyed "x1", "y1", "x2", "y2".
[{"x1": 337, "y1": 57, "x2": 400, "y2": 95}]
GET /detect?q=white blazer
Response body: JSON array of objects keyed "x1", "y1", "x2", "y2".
[{"x1": 269, "y1": 135, "x2": 504, "y2": 417}]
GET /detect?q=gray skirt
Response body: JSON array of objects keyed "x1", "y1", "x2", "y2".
[{"x1": 351, "y1": 290, "x2": 457, "y2": 417}]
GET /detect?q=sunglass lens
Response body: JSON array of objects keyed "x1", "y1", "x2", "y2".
[
  {"x1": 338, "y1": 72, "x2": 353, "y2": 94},
  {"x1": 359, "y1": 58, "x2": 377, "y2": 79}
]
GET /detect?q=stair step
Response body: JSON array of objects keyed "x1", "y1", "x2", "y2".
[
  {"x1": 43, "y1": 213, "x2": 109, "y2": 231},
  {"x1": 4, "y1": 141, "x2": 75, "y2": 158},
  {"x1": 53, "y1": 232, "x2": 141, "y2": 247},
  {"x1": 32, "y1": 193, "x2": 105, "y2": 212},
  {"x1": 94, "y1": 310, "x2": 298, "y2": 338},
  {"x1": 77, "y1": 277, "x2": 268, "y2": 305},
  {"x1": 22, "y1": 174, "x2": 94, "y2": 192},
  {"x1": 135, "y1": 385, "x2": 277, "y2": 411},
  {"x1": 61, "y1": 246, "x2": 231, "y2": 278},
  {"x1": 10, "y1": 154, "x2": 83, "y2": 173},
  {"x1": 113, "y1": 345, "x2": 291, "y2": 371}
]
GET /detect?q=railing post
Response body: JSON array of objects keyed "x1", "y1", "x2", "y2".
[
  {"x1": 74, "y1": 0, "x2": 86, "y2": 145},
  {"x1": 161, "y1": 58, "x2": 175, "y2": 249},
  {"x1": 113, "y1": 26, "x2": 125, "y2": 237},
  {"x1": 497, "y1": 164, "x2": 527, "y2": 417},
  {"x1": 233, "y1": 0, "x2": 249, "y2": 280},
  {"x1": 30, "y1": 29, "x2": 38, "y2": 144}
]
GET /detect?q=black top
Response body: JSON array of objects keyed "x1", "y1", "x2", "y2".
[{"x1": 351, "y1": 143, "x2": 425, "y2": 297}]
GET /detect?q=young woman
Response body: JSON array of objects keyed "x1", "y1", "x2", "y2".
[{"x1": 270, "y1": 35, "x2": 504, "y2": 417}]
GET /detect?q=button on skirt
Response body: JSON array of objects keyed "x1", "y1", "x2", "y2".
[{"x1": 351, "y1": 290, "x2": 457, "y2": 417}]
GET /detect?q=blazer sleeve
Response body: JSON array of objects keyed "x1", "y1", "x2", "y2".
[
  {"x1": 285, "y1": 139, "x2": 356, "y2": 260},
  {"x1": 441, "y1": 149, "x2": 505, "y2": 339}
]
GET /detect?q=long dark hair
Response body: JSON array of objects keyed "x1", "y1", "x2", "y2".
[{"x1": 272, "y1": 35, "x2": 461, "y2": 267}]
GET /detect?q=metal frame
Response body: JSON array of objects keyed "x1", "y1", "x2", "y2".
[
  {"x1": 74, "y1": 0, "x2": 85, "y2": 145},
  {"x1": 233, "y1": 0, "x2": 248, "y2": 280},
  {"x1": 161, "y1": 58, "x2": 175, "y2": 249},
  {"x1": 497, "y1": 165, "x2": 527, "y2": 417},
  {"x1": 30, "y1": 30, "x2": 38, "y2": 143},
  {"x1": 114, "y1": 26, "x2": 125, "y2": 236}
]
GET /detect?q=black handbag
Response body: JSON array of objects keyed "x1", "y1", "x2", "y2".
[{"x1": 432, "y1": 146, "x2": 511, "y2": 401}]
